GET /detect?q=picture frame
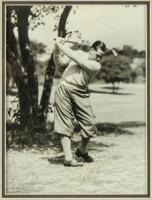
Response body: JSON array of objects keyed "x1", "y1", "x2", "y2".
[{"x1": 0, "y1": 0, "x2": 151, "y2": 199}]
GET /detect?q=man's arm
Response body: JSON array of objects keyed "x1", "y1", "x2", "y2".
[
  {"x1": 56, "y1": 42, "x2": 101, "y2": 73},
  {"x1": 53, "y1": 43, "x2": 70, "y2": 68}
]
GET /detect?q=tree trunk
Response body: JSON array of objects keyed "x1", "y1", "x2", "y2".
[
  {"x1": 112, "y1": 82, "x2": 115, "y2": 94},
  {"x1": 58, "y1": 6, "x2": 72, "y2": 37},
  {"x1": 39, "y1": 54, "x2": 55, "y2": 125},
  {"x1": 39, "y1": 6, "x2": 72, "y2": 124},
  {"x1": 6, "y1": 7, "x2": 29, "y2": 127},
  {"x1": 6, "y1": 7, "x2": 18, "y2": 56},
  {"x1": 16, "y1": 6, "x2": 39, "y2": 128},
  {"x1": 117, "y1": 82, "x2": 120, "y2": 94}
]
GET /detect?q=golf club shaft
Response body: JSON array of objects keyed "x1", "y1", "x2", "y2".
[{"x1": 54, "y1": 38, "x2": 87, "y2": 46}]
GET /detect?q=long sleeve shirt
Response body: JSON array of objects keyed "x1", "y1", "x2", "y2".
[{"x1": 53, "y1": 43, "x2": 101, "y2": 89}]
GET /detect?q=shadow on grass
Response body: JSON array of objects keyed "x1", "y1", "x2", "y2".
[
  {"x1": 89, "y1": 85, "x2": 134, "y2": 95},
  {"x1": 71, "y1": 121, "x2": 146, "y2": 153},
  {"x1": 101, "y1": 86, "x2": 123, "y2": 90},
  {"x1": 89, "y1": 89, "x2": 133, "y2": 95},
  {"x1": 47, "y1": 155, "x2": 64, "y2": 165},
  {"x1": 74, "y1": 121, "x2": 145, "y2": 137},
  {"x1": 45, "y1": 140, "x2": 111, "y2": 165},
  {"x1": 96, "y1": 121, "x2": 146, "y2": 136},
  {"x1": 6, "y1": 121, "x2": 145, "y2": 152},
  {"x1": 45, "y1": 140, "x2": 115, "y2": 165},
  {"x1": 72, "y1": 139, "x2": 114, "y2": 153}
]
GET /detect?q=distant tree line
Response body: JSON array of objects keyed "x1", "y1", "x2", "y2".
[
  {"x1": 97, "y1": 45, "x2": 146, "y2": 93},
  {"x1": 118, "y1": 45, "x2": 145, "y2": 59}
]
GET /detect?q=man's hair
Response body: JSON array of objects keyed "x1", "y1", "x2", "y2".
[{"x1": 91, "y1": 40, "x2": 107, "y2": 52}]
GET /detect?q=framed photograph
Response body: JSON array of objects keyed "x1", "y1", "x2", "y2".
[{"x1": 1, "y1": 0, "x2": 151, "y2": 199}]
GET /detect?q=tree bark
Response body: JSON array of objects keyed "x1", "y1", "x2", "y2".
[
  {"x1": 58, "y1": 6, "x2": 72, "y2": 37},
  {"x1": 16, "y1": 6, "x2": 39, "y2": 128},
  {"x1": 6, "y1": 7, "x2": 18, "y2": 56},
  {"x1": 39, "y1": 6, "x2": 72, "y2": 122},
  {"x1": 6, "y1": 7, "x2": 29, "y2": 126}
]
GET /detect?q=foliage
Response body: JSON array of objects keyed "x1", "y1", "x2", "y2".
[
  {"x1": 30, "y1": 41, "x2": 48, "y2": 78},
  {"x1": 9, "y1": 5, "x2": 61, "y2": 31},
  {"x1": 119, "y1": 45, "x2": 145, "y2": 58},
  {"x1": 29, "y1": 6, "x2": 60, "y2": 30},
  {"x1": 130, "y1": 60, "x2": 146, "y2": 83},
  {"x1": 30, "y1": 40, "x2": 46, "y2": 56},
  {"x1": 7, "y1": 97, "x2": 21, "y2": 124},
  {"x1": 135, "y1": 60, "x2": 146, "y2": 77},
  {"x1": 99, "y1": 55, "x2": 132, "y2": 93}
]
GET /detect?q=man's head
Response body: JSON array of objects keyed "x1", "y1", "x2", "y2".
[{"x1": 89, "y1": 40, "x2": 107, "y2": 62}]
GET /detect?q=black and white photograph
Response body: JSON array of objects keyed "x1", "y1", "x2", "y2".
[{"x1": 1, "y1": 0, "x2": 151, "y2": 198}]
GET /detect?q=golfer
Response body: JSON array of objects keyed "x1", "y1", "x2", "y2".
[{"x1": 53, "y1": 37, "x2": 108, "y2": 167}]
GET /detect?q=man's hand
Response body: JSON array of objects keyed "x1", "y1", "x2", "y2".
[
  {"x1": 111, "y1": 49, "x2": 118, "y2": 56},
  {"x1": 54, "y1": 37, "x2": 65, "y2": 45}
]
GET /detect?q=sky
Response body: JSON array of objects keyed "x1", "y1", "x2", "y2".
[{"x1": 28, "y1": 4, "x2": 147, "y2": 52}]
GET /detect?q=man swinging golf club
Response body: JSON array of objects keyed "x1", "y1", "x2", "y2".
[{"x1": 53, "y1": 37, "x2": 117, "y2": 167}]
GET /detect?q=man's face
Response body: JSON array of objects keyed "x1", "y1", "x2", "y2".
[{"x1": 89, "y1": 46, "x2": 105, "y2": 62}]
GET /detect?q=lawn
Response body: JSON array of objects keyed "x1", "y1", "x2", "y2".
[{"x1": 5, "y1": 83, "x2": 147, "y2": 195}]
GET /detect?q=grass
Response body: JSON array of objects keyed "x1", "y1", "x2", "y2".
[{"x1": 5, "y1": 83, "x2": 147, "y2": 195}]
